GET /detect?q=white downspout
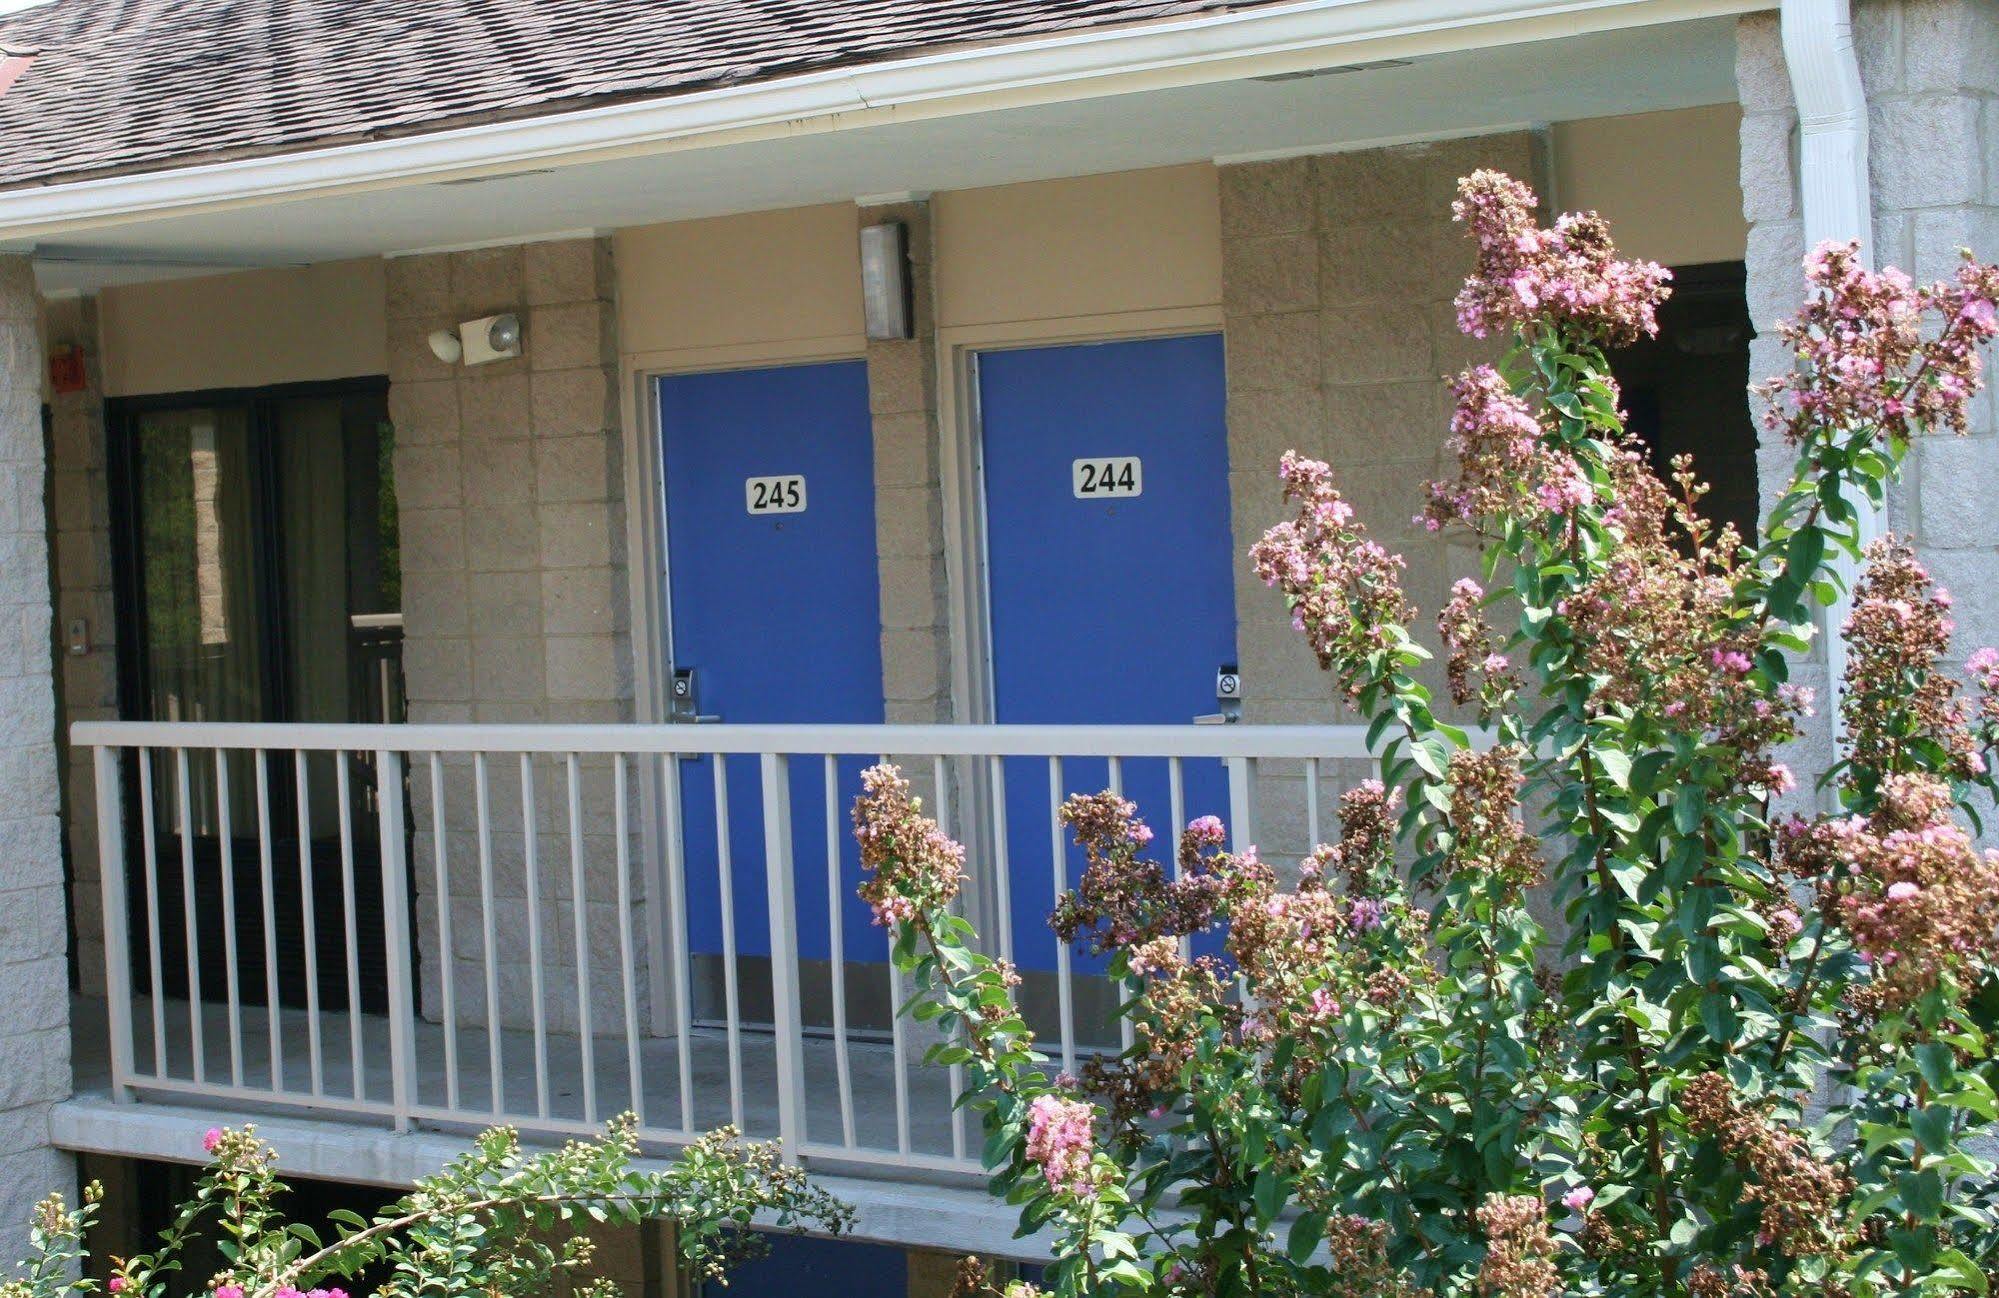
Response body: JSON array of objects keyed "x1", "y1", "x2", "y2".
[{"x1": 1779, "y1": 0, "x2": 1874, "y2": 765}]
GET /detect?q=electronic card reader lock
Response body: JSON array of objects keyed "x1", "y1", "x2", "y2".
[
  {"x1": 1194, "y1": 663, "x2": 1244, "y2": 725},
  {"x1": 670, "y1": 667, "x2": 721, "y2": 724}
]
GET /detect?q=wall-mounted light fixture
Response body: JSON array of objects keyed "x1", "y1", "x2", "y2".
[
  {"x1": 426, "y1": 312, "x2": 523, "y2": 366},
  {"x1": 427, "y1": 329, "x2": 464, "y2": 364},
  {"x1": 859, "y1": 221, "x2": 913, "y2": 341}
]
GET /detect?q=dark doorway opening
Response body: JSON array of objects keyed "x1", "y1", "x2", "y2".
[
  {"x1": 1607, "y1": 260, "x2": 1759, "y2": 541},
  {"x1": 107, "y1": 378, "x2": 404, "y2": 1014}
]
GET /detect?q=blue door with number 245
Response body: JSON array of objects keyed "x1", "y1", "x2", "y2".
[{"x1": 656, "y1": 361, "x2": 884, "y2": 973}]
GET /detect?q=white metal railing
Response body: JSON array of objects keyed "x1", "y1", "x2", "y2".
[{"x1": 75, "y1": 720, "x2": 1377, "y2": 1179}]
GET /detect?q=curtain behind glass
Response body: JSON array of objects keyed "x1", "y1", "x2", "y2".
[{"x1": 133, "y1": 406, "x2": 265, "y2": 837}]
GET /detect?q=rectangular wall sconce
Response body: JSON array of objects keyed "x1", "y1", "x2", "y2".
[{"x1": 860, "y1": 220, "x2": 913, "y2": 341}]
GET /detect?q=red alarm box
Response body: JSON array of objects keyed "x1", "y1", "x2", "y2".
[{"x1": 48, "y1": 344, "x2": 86, "y2": 394}]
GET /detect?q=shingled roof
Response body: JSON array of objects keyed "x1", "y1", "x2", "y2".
[{"x1": 0, "y1": 0, "x2": 1273, "y2": 192}]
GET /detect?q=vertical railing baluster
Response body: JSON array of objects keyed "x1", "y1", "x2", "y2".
[
  {"x1": 430, "y1": 754, "x2": 458, "y2": 1112},
  {"x1": 1050, "y1": 756, "x2": 1076, "y2": 1080},
  {"x1": 660, "y1": 752, "x2": 695, "y2": 1134},
  {"x1": 375, "y1": 748, "x2": 415, "y2": 1133},
  {"x1": 566, "y1": 754, "x2": 596, "y2": 1125},
  {"x1": 713, "y1": 756, "x2": 744, "y2": 1130},
  {"x1": 214, "y1": 750, "x2": 243, "y2": 1088},
  {"x1": 1170, "y1": 757, "x2": 1190, "y2": 962},
  {"x1": 1305, "y1": 756, "x2": 1322, "y2": 848},
  {"x1": 1227, "y1": 756, "x2": 1258, "y2": 854},
  {"x1": 336, "y1": 752, "x2": 365, "y2": 1098},
  {"x1": 824, "y1": 754, "x2": 855, "y2": 1148},
  {"x1": 613, "y1": 755, "x2": 644, "y2": 1125},
  {"x1": 255, "y1": 751, "x2": 282, "y2": 1091},
  {"x1": 139, "y1": 749, "x2": 165, "y2": 1077},
  {"x1": 932, "y1": 754, "x2": 967, "y2": 1161},
  {"x1": 884, "y1": 752, "x2": 911, "y2": 1157},
  {"x1": 521, "y1": 754, "x2": 550, "y2": 1120},
  {"x1": 175, "y1": 748, "x2": 205, "y2": 1085},
  {"x1": 988, "y1": 756, "x2": 1014, "y2": 968},
  {"x1": 93, "y1": 746, "x2": 134, "y2": 1102},
  {"x1": 1109, "y1": 753, "x2": 1136, "y2": 1055},
  {"x1": 761, "y1": 753, "x2": 804, "y2": 1161},
  {"x1": 295, "y1": 751, "x2": 324, "y2": 1097},
  {"x1": 475, "y1": 752, "x2": 503, "y2": 1115}
]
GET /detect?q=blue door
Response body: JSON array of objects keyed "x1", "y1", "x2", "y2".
[
  {"x1": 656, "y1": 362, "x2": 883, "y2": 970},
  {"x1": 976, "y1": 334, "x2": 1237, "y2": 977},
  {"x1": 697, "y1": 1234, "x2": 907, "y2": 1298}
]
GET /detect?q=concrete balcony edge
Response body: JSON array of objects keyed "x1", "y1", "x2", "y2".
[{"x1": 52, "y1": 1093, "x2": 1046, "y2": 1261}]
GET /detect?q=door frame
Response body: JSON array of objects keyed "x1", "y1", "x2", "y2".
[
  {"x1": 104, "y1": 375, "x2": 393, "y2": 726},
  {"x1": 618, "y1": 341, "x2": 868, "y2": 1035},
  {"x1": 102, "y1": 373, "x2": 400, "y2": 1012},
  {"x1": 934, "y1": 307, "x2": 1227, "y2": 731},
  {"x1": 933, "y1": 306, "x2": 1225, "y2": 934}
]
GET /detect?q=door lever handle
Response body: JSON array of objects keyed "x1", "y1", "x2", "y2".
[{"x1": 1192, "y1": 713, "x2": 1235, "y2": 726}]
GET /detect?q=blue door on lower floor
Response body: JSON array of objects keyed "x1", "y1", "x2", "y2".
[
  {"x1": 656, "y1": 361, "x2": 883, "y2": 970},
  {"x1": 697, "y1": 1233, "x2": 908, "y2": 1298},
  {"x1": 975, "y1": 334, "x2": 1238, "y2": 976}
]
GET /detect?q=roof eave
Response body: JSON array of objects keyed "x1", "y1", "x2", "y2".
[{"x1": 0, "y1": 0, "x2": 1772, "y2": 244}]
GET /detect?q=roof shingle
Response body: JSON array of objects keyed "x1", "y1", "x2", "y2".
[{"x1": 0, "y1": 0, "x2": 1269, "y2": 191}]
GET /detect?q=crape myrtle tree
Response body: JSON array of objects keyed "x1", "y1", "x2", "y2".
[
  {"x1": 852, "y1": 171, "x2": 1999, "y2": 1297},
  {"x1": 1, "y1": 1119, "x2": 848, "y2": 1298}
]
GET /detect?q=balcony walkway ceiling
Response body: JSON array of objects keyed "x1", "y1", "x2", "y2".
[{"x1": 0, "y1": 6, "x2": 1747, "y2": 296}]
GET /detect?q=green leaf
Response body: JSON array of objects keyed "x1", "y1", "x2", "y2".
[{"x1": 1287, "y1": 1212, "x2": 1326, "y2": 1264}]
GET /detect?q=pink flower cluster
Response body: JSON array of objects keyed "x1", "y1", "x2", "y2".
[
  {"x1": 1250, "y1": 451, "x2": 1415, "y2": 699},
  {"x1": 1423, "y1": 366, "x2": 1595, "y2": 533},
  {"x1": 1840, "y1": 538, "x2": 1985, "y2": 782},
  {"x1": 1024, "y1": 1093, "x2": 1099, "y2": 1198},
  {"x1": 1757, "y1": 241, "x2": 1999, "y2": 447},
  {"x1": 1451, "y1": 169, "x2": 1671, "y2": 346},
  {"x1": 1782, "y1": 772, "x2": 1999, "y2": 1010}
]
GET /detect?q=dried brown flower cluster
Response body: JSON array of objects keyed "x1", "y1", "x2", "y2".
[
  {"x1": 1438, "y1": 577, "x2": 1517, "y2": 713},
  {"x1": 1444, "y1": 746, "x2": 1543, "y2": 896},
  {"x1": 854, "y1": 764, "x2": 966, "y2": 928},
  {"x1": 1474, "y1": 1195, "x2": 1561, "y2": 1298},
  {"x1": 1681, "y1": 1073, "x2": 1851, "y2": 1257}
]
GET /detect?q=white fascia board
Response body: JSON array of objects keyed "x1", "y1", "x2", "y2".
[{"x1": 0, "y1": 0, "x2": 1771, "y2": 241}]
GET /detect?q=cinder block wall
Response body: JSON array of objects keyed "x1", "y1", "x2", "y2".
[
  {"x1": 1218, "y1": 133, "x2": 1543, "y2": 861},
  {"x1": 388, "y1": 238, "x2": 645, "y2": 1033},
  {"x1": 44, "y1": 297, "x2": 114, "y2": 997},
  {"x1": 0, "y1": 254, "x2": 76, "y2": 1258},
  {"x1": 1738, "y1": 0, "x2": 1999, "y2": 799}
]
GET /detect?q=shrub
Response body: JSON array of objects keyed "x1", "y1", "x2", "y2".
[
  {"x1": 1, "y1": 1119, "x2": 848, "y2": 1298},
  {"x1": 855, "y1": 172, "x2": 1999, "y2": 1297}
]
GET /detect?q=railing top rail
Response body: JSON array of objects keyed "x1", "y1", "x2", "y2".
[{"x1": 70, "y1": 719, "x2": 1381, "y2": 760}]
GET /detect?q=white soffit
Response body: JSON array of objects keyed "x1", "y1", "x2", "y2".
[{"x1": 18, "y1": 10, "x2": 1745, "y2": 293}]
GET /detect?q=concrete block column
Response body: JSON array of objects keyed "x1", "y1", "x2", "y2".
[
  {"x1": 1737, "y1": 0, "x2": 1999, "y2": 794},
  {"x1": 861, "y1": 200, "x2": 953, "y2": 726},
  {"x1": 0, "y1": 253, "x2": 77, "y2": 1258},
  {"x1": 1217, "y1": 134, "x2": 1541, "y2": 861},
  {"x1": 387, "y1": 238, "x2": 641, "y2": 1033}
]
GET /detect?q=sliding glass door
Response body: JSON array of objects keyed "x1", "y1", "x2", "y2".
[{"x1": 112, "y1": 379, "x2": 402, "y2": 1014}]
